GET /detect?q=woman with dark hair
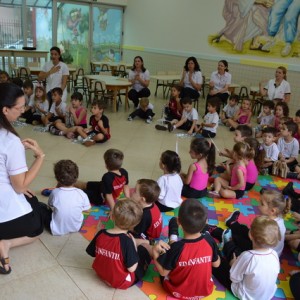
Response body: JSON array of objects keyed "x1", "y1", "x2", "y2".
[
  {"x1": 128, "y1": 56, "x2": 151, "y2": 107},
  {"x1": 0, "y1": 83, "x2": 45, "y2": 274},
  {"x1": 259, "y1": 66, "x2": 291, "y2": 103},
  {"x1": 38, "y1": 46, "x2": 69, "y2": 106},
  {"x1": 179, "y1": 57, "x2": 203, "y2": 100},
  {"x1": 206, "y1": 60, "x2": 232, "y2": 114}
]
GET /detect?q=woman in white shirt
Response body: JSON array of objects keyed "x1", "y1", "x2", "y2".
[
  {"x1": 38, "y1": 46, "x2": 69, "y2": 107},
  {"x1": 0, "y1": 83, "x2": 45, "y2": 274},
  {"x1": 179, "y1": 56, "x2": 203, "y2": 100},
  {"x1": 259, "y1": 66, "x2": 291, "y2": 104},
  {"x1": 128, "y1": 56, "x2": 151, "y2": 108},
  {"x1": 206, "y1": 60, "x2": 231, "y2": 113}
]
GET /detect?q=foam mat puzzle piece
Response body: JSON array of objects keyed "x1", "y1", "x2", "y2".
[
  {"x1": 210, "y1": 200, "x2": 235, "y2": 214},
  {"x1": 216, "y1": 290, "x2": 238, "y2": 299},
  {"x1": 274, "y1": 179, "x2": 292, "y2": 188},
  {"x1": 200, "y1": 197, "x2": 216, "y2": 210},
  {"x1": 275, "y1": 281, "x2": 293, "y2": 299},
  {"x1": 278, "y1": 259, "x2": 297, "y2": 281},
  {"x1": 143, "y1": 264, "x2": 159, "y2": 283},
  {"x1": 233, "y1": 202, "x2": 255, "y2": 217},
  {"x1": 140, "y1": 276, "x2": 169, "y2": 300}
]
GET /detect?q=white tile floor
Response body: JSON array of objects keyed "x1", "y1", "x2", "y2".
[{"x1": 1, "y1": 85, "x2": 236, "y2": 300}]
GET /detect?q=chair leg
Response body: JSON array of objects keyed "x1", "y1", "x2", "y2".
[{"x1": 154, "y1": 80, "x2": 159, "y2": 97}]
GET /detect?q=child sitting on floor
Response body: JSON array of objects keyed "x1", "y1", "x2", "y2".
[
  {"x1": 156, "y1": 150, "x2": 183, "y2": 212},
  {"x1": 39, "y1": 160, "x2": 91, "y2": 236},
  {"x1": 197, "y1": 96, "x2": 219, "y2": 138},
  {"x1": 255, "y1": 100, "x2": 275, "y2": 138},
  {"x1": 127, "y1": 97, "x2": 155, "y2": 124},
  {"x1": 220, "y1": 94, "x2": 239, "y2": 126},
  {"x1": 181, "y1": 138, "x2": 216, "y2": 198},
  {"x1": 75, "y1": 149, "x2": 130, "y2": 214},
  {"x1": 227, "y1": 98, "x2": 252, "y2": 130},
  {"x1": 212, "y1": 215, "x2": 280, "y2": 300},
  {"x1": 86, "y1": 199, "x2": 151, "y2": 289},
  {"x1": 76, "y1": 100, "x2": 110, "y2": 147},
  {"x1": 152, "y1": 199, "x2": 220, "y2": 299},
  {"x1": 131, "y1": 179, "x2": 162, "y2": 241}
]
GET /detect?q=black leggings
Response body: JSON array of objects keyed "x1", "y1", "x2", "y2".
[
  {"x1": 128, "y1": 88, "x2": 151, "y2": 107},
  {"x1": 290, "y1": 272, "x2": 300, "y2": 299}
]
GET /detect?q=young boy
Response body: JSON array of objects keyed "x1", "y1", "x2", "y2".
[
  {"x1": 197, "y1": 97, "x2": 219, "y2": 138},
  {"x1": 42, "y1": 87, "x2": 67, "y2": 127},
  {"x1": 261, "y1": 127, "x2": 279, "y2": 173},
  {"x1": 213, "y1": 216, "x2": 280, "y2": 300},
  {"x1": 76, "y1": 100, "x2": 110, "y2": 147},
  {"x1": 277, "y1": 120, "x2": 299, "y2": 176},
  {"x1": 86, "y1": 199, "x2": 151, "y2": 289},
  {"x1": 255, "y1": 100, "x2": 275, "y2": 138},
  {"x1": 220, "y1": 94, "x2": 239, "y2": 126},
  {"x1": 127, "y1": 97, "x2": 155, "y2": 124},
  {"x1": 152, "y1": 199, "x2": 220, "y2": 299},
  {"x1": 75, "y1": 149, "x2": 130, "y2": 212},
  {"x1": 168, "y1": 97, "x2": 198, "y2": 135},
  {"x1": 131, "y1": 179, "x2": 162, "y2": 241},
  {"x1": 21, "y1": 80, "x2": 35, "y2": 121},
  {"x1": 39, "y1": 160, "x2": 91, "y2": 236}
]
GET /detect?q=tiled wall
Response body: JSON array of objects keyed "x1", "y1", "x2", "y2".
[{"x1": 123, "y1": 50, "x2": 299, "y2": 115}]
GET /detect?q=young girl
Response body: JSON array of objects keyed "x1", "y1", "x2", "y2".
[
  {"x1": 0, "y1": 71, "x2": 10, "y2": 83},
  {"x1": 181, "y1": 138, "x2": 216, "y2": 198},
  {"x1": 244, "y1": 137, "x2": 264, "y2": 190},
  {"x1": 155, "y1": 85, "x2": 182, "y2": 131},
  {"x1": 26, "y1": 85, "x2": 49, "y2": 125},
  {"x1": 50, "y1": 92, "x2": 87, "y2": 138},
  {"x1": 210, "y1": 142, "x2": 253, "y2": 199},
  {"x1": 156, "y1": 150, "x2": 183, "y2": 212},
  {"x1": 274, "y1": 101, "x2": 289, "y2": 132},
  {"x1": 227, "y1": 99, "x2": 252, "y2": 130}
]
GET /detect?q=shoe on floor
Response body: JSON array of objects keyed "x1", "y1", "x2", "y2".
[
  {"x1": 225, "y1": 210, "x2": 240, "y2": 227},
  {"x1": 209, "y1": 191, "x2": 220, "y2": 198},
  {"x1": 82, "y1": 137, "x2": 96, "y2": 147},
  {"x1": 146, "y1": 116, "x2": 152, "y2": 124},
  {"x1": 155, "y1": 124, "x2": 167, "y2": 131},
  {"x1": 41, "y1": 188, "x2": 55, "y2": 197},
  {"x1": 168, "y1": 123, "x2": 174, "y2": 132},
  {"x1": 222, "y1": 229, "x2": 232, "y2": 245},
  {"x1": 127, "y1": 116, "x2": 133, "y2": 121},
  {"x1": 0, "y1": 257, "x2": 11, "y2": 275}
]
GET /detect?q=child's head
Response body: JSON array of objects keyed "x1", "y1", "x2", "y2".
[
  {"x1": 259, "y1": 188, "x2": 291, "y2": 217},
  {"x1": 244, "y1": 137, "x2": 265, "y2": 168},
  {"x1": 295, "y1": 109, "x2": 300, "y2": 124},
  {"x1": 249, "y1": 216, "x2": 280, "y2": 249},
  {"x1": 160, "y1": 150, "x2": 181, "y2": 174},
  {"x1": 232, "y1": 142, "x2": 253, "y2": 161},
  {"x1": 189, "y1": 138, "x2": 215, "y2": 175},
  {"x1": 104, "y1": 149, "x2": 124, "y2": 171},
  {"x1": 262, "y1": 100, "x2": 274, "y2": 115},
  {"x1": 207, "y1": 97, "x2": 219, "y2": 113},
  {"x1": 132, "y1": 179, "x2": 160, "y2": 205},
  {"x1": 11, "y1": 77, "x2": 23, "y2": 88},
  {"x1": 23, "y1": 80, "x2": 34, "y2": 96},
  {"x1": 139, "y1": 97, "x2": 149, "y2": 110},
  {"x1": 178, "y1": 199, "x2": 207, "y2": 234},
  {"x1": 51, "y1": 87, "x2": 63, "y2": 103},
  {"x1": 91, "y1": 100, "x2": 105, "y2": 116},
  {"x1": 112, "y1": 199, "x2": 143, "y2": 230},
  {"x1": 181, "y1": 97, "x2": 193, "y2": 112},
  {"x1": 234, "y1": 125, "x2": 252, "y2": 142},
  {"x1": 262, "y1": 127, "x2": 277, "y2": 146},
  {"x1": 275, "y1": 102, "x2": 289, "y2": 118},
  {"x1": 35, "y1": 86, "x2": 46, "y2": 102},
  {"x1": 281, "y1": 120, "x2": 298, "y2": 137},
  {"x1": 171, "y1": 85, "x2": 182, "y2": 98},
  {"x1": 228, "y1": 94, "x2": 239, "y2": 106},
  {"x1": 0, "y1": 71, "x2": 10, "y2": 83},
  {"x1": 54, "y1": 159, "x2": 79, "y2": 187},
  {"x1": 71, "y1": 92, "x2": 83, "y2": 108},
  {"x1": 241, "y1": 99, "x2": 251, "y2": 111}
]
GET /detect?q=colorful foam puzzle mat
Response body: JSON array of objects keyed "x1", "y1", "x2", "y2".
[{"x1": 80, "y1": 175, "x2": 300, "y2": 300}]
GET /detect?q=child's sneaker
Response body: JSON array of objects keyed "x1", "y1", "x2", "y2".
[
  {"x1": 155, "y1": 124, "x2": 167, "y2": 131},
  {"x1": 82, "y1": 137, "x2": 96, "y2": 147},
  {"x1": 41, "y1": 188, "x2": 54, "y2": 197},
  {"x1": 168, "y1": 123, "x2": 174, "y2": 132},
  {"x1": 49, "y1": 125, "x2": 61, "y2": 135},
  {"x1": 146, "y1": 116, "x2": 152, "y2": 124},
  {"x1": 77, "y1": 136, "x2": 83, "y2": 142},
  {"x1": 225, "y1": 210, "x2": 240, "y2": 227},
  {"x1": 209, "y1": 190, "x2": 220, "y2": 198},
  {"x1": 127, "y1": 116, "x2": 133, "y2": 121}
]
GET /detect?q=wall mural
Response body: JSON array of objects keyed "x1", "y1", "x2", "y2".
[{"x1": 209, "y1": 0, "x2": 300, "y2": 58}]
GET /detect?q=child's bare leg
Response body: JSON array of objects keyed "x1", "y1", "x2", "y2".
[
  {"x1": 76, "y1": 127, "x2": 88, "y2": 139},
  {"x1": 288, "y1": 239, "x2": 300, "y2": 251},
  {"x1": 94, "y1": 133, "x2": 105, "y2": 142},
  {"x1": 227, "y1": 119, "x2": 238, "y2": 128},
  {"x1": 220, "y1": 188, "x2": 237, "y2": 199},
  {"x1": 74, "y1": 180, "x2": 87, "y2": 190},
  {"x1": 214, "y1": 177, "x2": 229, "y2": 193}
]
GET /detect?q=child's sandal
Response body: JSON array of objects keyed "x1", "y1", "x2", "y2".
[{"x1": 0, "y1": 257, "x2": 11, "y2": 275}]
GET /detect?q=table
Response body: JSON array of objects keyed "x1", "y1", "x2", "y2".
[
  {"x1": 150, "y1": 74, "x2": 181, "y2": 98},
  {"x1": 84, "y1": 74, "x2": 132, "y2": 112},
  {"x1": 29, "y1": 66, "x2": 77, "y2": 76},
  {"x1": 0, "y1": 49, "x2": 48, "y2": 72},
  {"x1": 92, "y1": 61, "x2": 131, "y2": 75}
]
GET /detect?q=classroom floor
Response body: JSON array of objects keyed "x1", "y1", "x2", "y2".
[{"x1": 1, "y1": 87, "x2": 241, "y2": 300}]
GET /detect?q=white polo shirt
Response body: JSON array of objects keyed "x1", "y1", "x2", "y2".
[
  {"x1": 264, "y1": 79, "x2": 291, "y2": 100},
  {"x1": 182, "y1": 70, "x2": 202, "y2": 90},
  {"x1": 128, "y1": 69, "x2": 150, "y2": 92},
  {"x1": 210, "y1": 71, "x2": 231, "y2": 93}
]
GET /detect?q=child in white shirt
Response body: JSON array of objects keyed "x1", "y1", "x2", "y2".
[
  {"x1": 220, "y1": 94, "x2": 239, "y2": 126},
  {"x1": 255, "y1": 100, "x2": 275, "y2": 138}
]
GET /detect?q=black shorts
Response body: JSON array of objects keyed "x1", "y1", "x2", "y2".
[
  {"x1": 245, "y1": 182, "x2": 255, "y2": 191},
  {"x1": 234, "y1": 190, "x2": 245, "y2": 199},
  {"x1": 181, "y1": 185, "x2": 208, "y2": 198},
  {"x1": 0, "y1": 195, "x2": 43, "y2": 239},
  {"x1": 49, "y1": 116, "x2": 64, "y2": 123},
  {"x1": 87, "y1": 131, "x2": 109, "y2": 144},
  {"x1": 85, "y1": 181, "x2": 105, "y2": 205}
]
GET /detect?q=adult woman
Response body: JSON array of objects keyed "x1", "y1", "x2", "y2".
[
  {"x1": 0, "y1": 83, "x2": 45, "y2": 274},
  {"x1": 179, "y1": 57, "x2": 202, "y2": 100},
  {"x1": 259, "y1": 66, "x2": 291, "y2": 103},
  {"x1": 38, "y1": 46, "x2": 69, "y2": 106},
  {"x1": 206, "y1": 60, "x2": 231, "y2": 113},
  {"x1": 128, "y1": 56, "x2": 151, "y2": 108}
]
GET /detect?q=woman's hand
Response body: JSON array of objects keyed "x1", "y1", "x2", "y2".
[
  {"x1": 22, "y1": 138, "x2": 44, "y2": 158},
  {"x1": 49, "y1": 65, "x2": 61, "y2": 75},
  {"x1": 153, "y1": 240, "x2": 170, "y2": 259}
]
